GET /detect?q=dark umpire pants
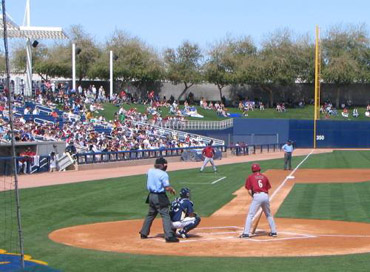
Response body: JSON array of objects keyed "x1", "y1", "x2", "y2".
[
  {"x1": 140, "y1": 192, "x2": 175, "y2": 239},
  {"x1": 284, "y1": 152, "x2": 292, "y2": 170}
]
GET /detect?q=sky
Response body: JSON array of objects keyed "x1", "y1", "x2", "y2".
[{"x1": 5, "y1": 0, "x2": 370, "y2": 51}]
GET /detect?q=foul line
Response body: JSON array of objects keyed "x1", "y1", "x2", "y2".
[
  {"x1": 252, "y1": 149, "x2": 315, "y2": 221},
  {"x1": 211, "y1": 176, "x2": 226, "y2": 184},
  {"x1": 196, "y1": 226, "x2": 241, "y2": 230},
  {"x1": 179, "y1": 176, "x2": 227, "y2": 185}
]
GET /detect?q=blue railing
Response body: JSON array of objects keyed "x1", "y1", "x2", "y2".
[
  {"x1": 0, "y1": 143, "x2": 283, "y2": 174},
  {"x1": 229, "y1": 143, "x2": 282, "y2": 156},
  {"x1": 76, "y1": 145, "x2": 227, "y2": 165},
  {"x1": 76, "y1": 143, "x2": 282, "y2": 165}
]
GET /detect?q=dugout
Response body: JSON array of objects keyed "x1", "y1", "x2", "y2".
[{"x1": 0, "y1": 141, "x2": 65, "y2": 175}]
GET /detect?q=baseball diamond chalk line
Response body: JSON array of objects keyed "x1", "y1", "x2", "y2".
[
  {"x1": 152, "y1": 225, "x2": 370, "y2": 244},
  {"x1": 179, "y1": 176, "x2": 227, "y2": 185},
  {"x1": 252, "y1": 149, "x2": 315, "y2": 221},
  {"x1": 49, "y1": 167, "x2": 370, "y2": 256},
  {"x1": 151, "y1": 226, "x2": 355, "y2": 243},
  {"x1": 211, "y1": 176, "x2": 227, "y2": 184}
]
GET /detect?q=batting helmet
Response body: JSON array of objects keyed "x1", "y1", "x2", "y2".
[
  {"x1": 180, "y1": 187, "x2": 191, "y2": 198},
  {"x1": 251, "y1": 163, "x2": 261, "y2": 172}
]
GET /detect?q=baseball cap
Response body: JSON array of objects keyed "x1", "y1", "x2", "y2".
[{"x1": 155, "y1": 157, "x2": 167, "y2": 165}]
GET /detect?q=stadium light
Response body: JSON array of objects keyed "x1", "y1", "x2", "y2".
[{"x1": 31, "y1": 40, "x2": 38, "y2": 47}]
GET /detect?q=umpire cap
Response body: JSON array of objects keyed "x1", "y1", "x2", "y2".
[{"x1": 155, "y1": 157, "x2": 167, "y2": 165}]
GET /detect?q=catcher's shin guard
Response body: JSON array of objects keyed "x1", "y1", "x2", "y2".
[{"x1": 183, "y1": 216, "x2": 201, "y2": 233}]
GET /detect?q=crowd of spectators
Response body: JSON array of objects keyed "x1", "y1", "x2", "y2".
[
  {"x1": 1, "y1": 80, "x2": 369, "y2": 158},
  {"x1": 0, "y1": 82, "x2": 211, "y2": 157},
  {"x1": 320, "y1": 101, "x2": 370, "y2": 119},
  {"x1": 200, "y1": 97, "x2": 228, "y2": 117}
]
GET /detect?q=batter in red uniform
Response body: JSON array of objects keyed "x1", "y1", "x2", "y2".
[
  {"x1": 200, "y1": 141, "x2": 217, "y2": 172},
  {"x1": 239, "y1": 163, "x2": 277, "y2": 238}
]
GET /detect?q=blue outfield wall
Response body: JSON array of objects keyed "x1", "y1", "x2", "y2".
[
  {"x1": 289, "y1": 120, "x2": 370, "y2": 148},
  {"x1": 189, "y1": 119, "x2": 370, "y2": 148},
  {"x1": 315, "y1": 120, "x2": 370, "y2": 148},
  {"x1": 288, "y1": 120, "x2": 314, "y2": 148},
  {"x1": 233, "y1": 119, "x2": 289, "y2": 144}
]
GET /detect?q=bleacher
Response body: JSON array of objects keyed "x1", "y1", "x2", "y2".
[
  {"x1": 134, "y1": 121, "x2": 224, "y2": 146},
  {"x1": 2, "y1": 100, "x2": 224, "y2": 150}
]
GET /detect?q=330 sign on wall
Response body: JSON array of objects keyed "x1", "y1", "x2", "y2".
[{"x1": 316, "y1": 135, "x2": 325, "y2": 140}]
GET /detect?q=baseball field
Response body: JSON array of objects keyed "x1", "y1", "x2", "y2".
[{"x1": 1, "y1": 150, "x2": 370, "y2": 271}]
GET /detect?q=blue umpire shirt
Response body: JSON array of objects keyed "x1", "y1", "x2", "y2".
[
  {"x1": 146, "y1": 168, "x2": 170, "y2": 193},
  {"x1": 282, "y1": 143, "x2": 294, "y2": 153}
]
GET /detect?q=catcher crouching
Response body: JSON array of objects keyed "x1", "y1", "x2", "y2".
[{"x1": 170, "y1": 187, "x2": 201, "y2": 238}]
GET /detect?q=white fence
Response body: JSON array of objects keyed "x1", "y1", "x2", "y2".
[{"x1": 155, "y1": 118, "x2": 233, "y2": 130}]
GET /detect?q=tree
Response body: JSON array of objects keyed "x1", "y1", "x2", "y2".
[
  {"x1": 164, "y1": 41, "x2": 203, "y2": 101},
  {"x1": 69, "y1": 25, "x2": 100, "y2": 84},
  {"x1": 205, "y1": 36, "x2": 256, "y2": 101},
  {"x1": 34, "y1": 44, "x2": 71, "y2": 79},
  {"x1": 11, "y1": 25, "x2": 100, "y2": 82},
  {"x1": 321, "y1": 24, "x2": 370, "y2": 107},
  {"x1": 253, "y1": 29, "x2": 304, "y2": 107},
  {"x1": 0, "y1": 53, "x2": 6, "y2": 75},
  {"x1": 11, "y1": 43, "x2": 54, "y2": 80},
  {"x1": 90, "y1": 30, "x2": 163, "y2": 92},
  {"x1": 295, "y1": 35, "x2": 315, "y2": 84}
]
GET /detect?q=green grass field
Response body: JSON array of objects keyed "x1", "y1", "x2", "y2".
[
  {"x1": 277, "y1": 182, "x2": 370, "y2": 223},
  {"x1": 1, "y1": 151, "x2": 370, "y2": 271},
  {"x1": 99, "y1": 103, "x2": 370, "y2": 122}
]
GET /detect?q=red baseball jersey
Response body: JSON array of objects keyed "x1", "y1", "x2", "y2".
[
  {"x1": 245, "y1": 172, "x2": 271, "y2": 194},
  {"x1": 202, "y1": 146, "x2": 214, "y2": 158}
]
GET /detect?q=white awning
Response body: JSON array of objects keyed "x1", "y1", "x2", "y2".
[
  {"x1": 1, "y1": 25, "x2": 68, "y2": 39},
  {"x1": 0, "y1": 14, "x2": 21, "y2": 32},
  {"x1": 0, "y1": 14, "x2": 68, "y2": 39}
]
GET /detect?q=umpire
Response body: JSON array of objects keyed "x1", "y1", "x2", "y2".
[
  {"x1": 282, "y1": 140, "x2": 294, "y2": 170},
  {"x1": 139, "y1": 157, "x2": 179, "y2": 243}
]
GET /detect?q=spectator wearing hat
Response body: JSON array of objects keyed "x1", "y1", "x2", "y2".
[
  {"x1": 139, "y1": 157, "x2": 179, "y2": 243},
  {"x1": 282, "y1": 140, "x2": 294, "y2": 170}
]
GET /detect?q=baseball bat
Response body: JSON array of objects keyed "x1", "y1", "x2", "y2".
[{"x1": 251, "y1": 209, "x2": 263, "y2": 234}]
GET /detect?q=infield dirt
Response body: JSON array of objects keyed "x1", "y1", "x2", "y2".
[{"x1": 49, "y1": 161, "x2": 370, "y2": 257}]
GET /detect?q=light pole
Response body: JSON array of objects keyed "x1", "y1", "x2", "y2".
[
  {"x1": 110, "y1": 50, "x2": 113, "y2": 99},
  {"x1": 72, "y1": 44, "x2": 82, "y2": 91},
  {"x1": 72, "y1": 43, "x2": 76, "y2": 91},
  {"x1": 110, "y1": 51, "x2": 118, "y2": 99}
]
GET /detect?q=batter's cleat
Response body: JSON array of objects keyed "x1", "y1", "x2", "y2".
[
  {"x1": 269, "y1": 232, "x2": 277, "y2": 237},
  {"x1": 139, "y1": 232, "x2": 148, "y2": 239},
  {"x1": 178, "y1": 230, "x2": 189, "y2": 239},
  {"x1": 239, "y1": 233, "x2": 250, "y2": 238},
  {"x1": 166, "y1": 236, "x2": 180, "y2": 243}
]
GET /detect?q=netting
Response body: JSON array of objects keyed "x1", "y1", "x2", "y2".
[{"x1": 0, "y1": 159, "x2": 20, "y2": 256}]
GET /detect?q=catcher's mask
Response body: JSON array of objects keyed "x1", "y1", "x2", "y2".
[
  {"x1": 251, "y1": 163, "x2": 261, "y2": 172},
  {"x1": 180, "y1": 187, "x2": 191, "y2": 199}
]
